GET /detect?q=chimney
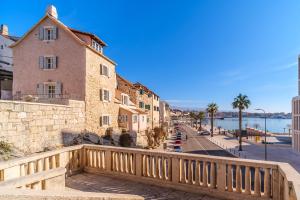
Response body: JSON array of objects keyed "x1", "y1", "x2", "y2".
[
  {"x1": 0, "y1": 24, "x2": 8, "y2": 35},
  {"x1": 46, "y1": 5, "x2": 58, "y2": 19}
]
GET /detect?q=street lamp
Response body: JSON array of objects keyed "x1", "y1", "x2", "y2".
[{"x1": 255, "y1": 108, "x2": 267, "y2": 160}]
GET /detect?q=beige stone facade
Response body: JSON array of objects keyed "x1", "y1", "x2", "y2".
[
  {"x1": 0, "y1": 100, "x2": 85, "y2": 153},
  {"x1": 11, "y1": 12, "x2": 118, "y2": 136},
  {"x1": 134, "y1": 83, "x2": 160, "y2": 129},
  {"x1": 85, "y1": 48, "x2": 118, "y2": 135}
]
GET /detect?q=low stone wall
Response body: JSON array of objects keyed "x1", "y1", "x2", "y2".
[{"x1": 0, "y1": 100, "x2": 85, "y2": 153}]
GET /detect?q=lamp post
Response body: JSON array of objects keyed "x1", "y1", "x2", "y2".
[{"x1": 255, "y1": 108, "x2": 267, "y2": 160}]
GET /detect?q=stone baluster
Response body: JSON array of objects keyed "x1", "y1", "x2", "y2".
[
  {"x1": 131, "y1": 154, "x2": 135, "y2": 174},
  {"x1": 51, "y1": 155, "x2": 56, "y2": 169},
  {"x1": 101, "y1": 151, "x2": 105, "y2": 169},
  {"x1": 164, "y1": 158, "x2": 168, "y2": 180},
  {"x1": 93, "y1": 150, "x2": 97, "y2": 168},
  {"x1": 120, "y1": 153, "x2": 124, "y2": 173},
  {"x1": 124, "y1": 153, "x2": 128, "y2": 173},
  {"x1": 203, "y1": 161, "x2": 208, "y2": 187},
  {"x1": 254, "y1": 167, "x2": 261, "y2": 196},
  {"x1": 44, "y1": 157, "x2": 50, "y2": 171},
  {"x1": 264, "y1": 168, "x2": 271, "y2": 198},
  {"x1": 227, "y1": 164, "x2": 233, "y2": 192},
  {"x1": 97, "y1": 151, "x2": 102, "y2": 169},
  {"x1": 217, "y1": 162, "x2": 226, "y2": 191},
  {"x1": 146, "y1": 155, "x2": 150, "y2": 177},
  {"x1": 245, "y1": 166, "x2": 251, "y2": 194},
  {"x1": 73, "y1": 151, "x2": 78, "y2": 169},
  {"x1": 152, "y1": 156, "x2": 156, "y2": 178},
  {"x1": 128, "y1": 153, "x2": 132, "y2": 174},
  {"x1": 89, "y1": 150, "x2": 93, "y2": 168},
  {"x1": 180, "y1": 159, "x2": 185, "y2": 183},
  {"x1": 149, "y1": 156, "x2": 153, "y2": 177},
  {"x1": 236, "y1": 165, "x2": 241, "y2": 193},
  {"x1": 28, "y1": 161, "x2": 35, "y2": 175}
]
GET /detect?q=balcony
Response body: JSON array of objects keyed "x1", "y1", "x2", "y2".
[{"x1": 0, "y1": 144, "x2": 299, "y2": 200}]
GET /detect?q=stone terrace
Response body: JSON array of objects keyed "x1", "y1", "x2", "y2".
[{"x1": 0, "y1": 144, "x2": 299, "y2": 200}]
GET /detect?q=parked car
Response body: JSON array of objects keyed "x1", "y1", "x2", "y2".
[
  {"x1": 198, "y1": 131, "x2": 210, "y2": 135},
  {"x1": 175, "y1": 140, "x2": 181, "y2": 144},
  {"x1": 173, "y1": 146, "x2": 182, "y2": 152}
]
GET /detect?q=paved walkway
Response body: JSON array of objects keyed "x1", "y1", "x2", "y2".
[
  {"x1": 66, "y1": 173, "x2": 222, "y2": 200},
  {"x1": 207, "y1": 134, "x2": 300, "y2": 172}
]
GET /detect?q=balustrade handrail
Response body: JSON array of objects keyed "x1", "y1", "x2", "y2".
[
  {"x1": 0, "y1": 145, "x2": 83, "y2": 170},
  {"x1": 0, "y1": 144, "x2": 299, "y2": 200},
  {"x1": 85, "y1": 144, "x2": 280, "y2": 168},
  {"x1": 0, "y1": 167, "x2": 66, "y2": 188}
]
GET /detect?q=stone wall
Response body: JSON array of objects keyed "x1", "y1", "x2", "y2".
[{"x1": 0, "y1": 100, "x2": 85, "y2": 153}]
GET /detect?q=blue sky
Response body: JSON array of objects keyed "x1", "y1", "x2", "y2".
[{"x1": 2, "y1": 0, "x2": 299, "y2": 113}]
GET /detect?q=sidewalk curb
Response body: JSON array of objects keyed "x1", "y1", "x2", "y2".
[{"x1": 206, "y1": 137, "x2": 248, "y2": 158}]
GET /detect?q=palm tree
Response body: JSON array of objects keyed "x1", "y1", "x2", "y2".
[
  {"x1": 189, "y1": 112, "x2": 195, "y2": 128},
  {"x1": 232, "y1": 94, "x2": 251, "y2": 151},
  {"x1": 206, "y1": 103, "x2": 218, "y2": 137},
  {"x1": 197, "y1": 111, "x2": 206, "y2": 131}
]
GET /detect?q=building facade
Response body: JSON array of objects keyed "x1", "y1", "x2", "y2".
[
  {"x1": 0, "y1": 24, "x2": 18, "y2": 99},
  {"x1": 292, "y1": 56, "x2": 300, "y2": 152},
  {"x1": 12, "y1": 6, "x2": 118, "y2": 136}
]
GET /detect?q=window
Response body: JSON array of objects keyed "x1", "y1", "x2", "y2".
[
  {"x1": 133, "y1": 115, "x2": 138, "y2": 123},
  {"x1": 36, "y1": 82, "x2": 62, "y2": 98},
  {"x1": 0, "y1": 45, "x2": 3, "y2": 50},
  {"x1": 139, "y1": 101, "x2": 144, "y2": 108},
  {"x1": 139, "y1": 90, "x2": 144, "y2": 95},
  {"x1": 39, "y1": 56, "x2": 57, "y2": 69},
  {"x1": 100, "y1": 89, "x2": 110, "y2": 102},
  {"x1": 119, "y1": 115, "x2": 128, "y2": 123},
  {"x1": 92, "y1": 40, "x2": 103, "y2": 53},
  {"x1": 100, "y1": 115, "x2": 110, "y2": 126},
  {"x1": 39, "y1": 26, "x2": 57, "y2": 41},
  {"x1": 121, "y1": 94, "x2": 129, "y2": 105},
  {"x1": 47, "y1": 85, "x2": 56, "y2": 98},
  {"x1": 148, "y1": 93, "x2": 152, "y2": 98},
  {"x1": 100, "y1": 64, "x2": 110, "y2": 77},
  {"x1": 145, "y1": 104, "x2": 151, "y2": 110}
]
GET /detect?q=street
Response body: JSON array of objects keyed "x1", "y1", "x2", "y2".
[{"x1": 178, "y1": 124, "x2": 234, "y2": 157}]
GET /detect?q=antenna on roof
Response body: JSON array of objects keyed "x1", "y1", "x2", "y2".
[{"x1": 46, "y1": 5, "x2": 58, "y2": 19}]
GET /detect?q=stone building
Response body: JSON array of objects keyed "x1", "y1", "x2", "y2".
[
  {"x1": 159, "y1": 100, "x2": 170, "y2": 127},
  {"x1": 11, "y1": 5, "x2": 118, "y2": 136},
  {"x1": 134, "y1": 82, "x2": 160, "y2": 129},
  {"x1": 0, "y1": 24, "x2": 19, "y2": 99},
  {"x1": 115, "y1": 74, "x2": 147, "y2": 134}
]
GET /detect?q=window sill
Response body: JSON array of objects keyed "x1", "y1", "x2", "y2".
[{"x1": 41, "y1": 69, "x2": 56, "y2": 71}]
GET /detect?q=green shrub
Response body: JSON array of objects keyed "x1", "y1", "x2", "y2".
[
  {"x1": 0, "y1": 141, "x2": 12, "y2": 155},
  {"x1": 119, "y1": 133, "x2": 132, "y2": 147}
]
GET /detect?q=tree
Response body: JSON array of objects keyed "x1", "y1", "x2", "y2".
[
  {"x1": 189, "y1": 112, "x2": 196, "y2": 128},
  {"x1": 206, "y1": 103, "x2": 218, "y2": 137},
  {"x1": 197, "y1": 111, "x2": 206, "y2": 131},
  {"x1": 232, "y1": 94, "x2": 251, "y2": 151}
]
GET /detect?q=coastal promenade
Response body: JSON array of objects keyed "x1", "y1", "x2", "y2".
[{"x1": 205, "y1": 132, "x2": 300, "y2": 173}]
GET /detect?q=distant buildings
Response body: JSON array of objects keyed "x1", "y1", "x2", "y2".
[{"x1": 0, "y1": 24, "x2": 19, "y2": 99}]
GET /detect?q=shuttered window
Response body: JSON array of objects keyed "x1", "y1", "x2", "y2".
[
  {"x1": 36, "y1": 82, "x2": 62, "y2": 98},
  {"x1": 100, "y1": 115, "x2": 111, "y2": 126},
  {"x1": 100, "y1": 89, "x2": 111, "y2": 102},
  {"x1": 39, "y1": 26, "x2": 58, "y2": 41},
  {"x1": 39, "y1": 56, "x2": 58, "y2": 69},
  {"x1": 100, "y1": 64, "x2": 110, "y2": 77}
]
